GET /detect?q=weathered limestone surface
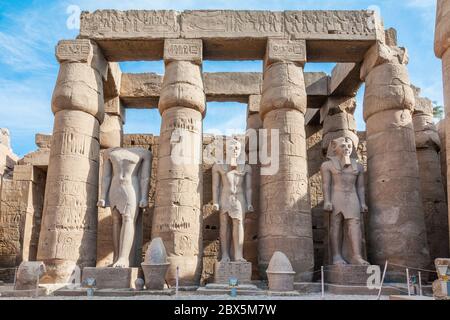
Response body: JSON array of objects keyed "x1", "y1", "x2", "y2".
[
  {"x1": 0, "y1": 129, "x2": 18, "y2": 177},
  {"x1": 0, "y1": 166, "x2": 45, "y2": 282},
  {"x1": 437, "y1": 120, "x2": 447, "y2": 194},
  {"x1": 14, "y1": 261, "x2": 46, "y2": 290},
  {"x1": 412, "y1": 86, "x2": 449, "y2": 267},
  {"x1": 21, "y1": 134, "x2": 51, "y2": 169},
  {"x1": 120, "y1": 71, "x2": 329, "y2": 109},
  {"x1": 79, "y1": 10, "x2": 383, "y2": 62},
  {"x1": 37, "y1": 39, "x2": 107, "y2": 283},
  {"x1": 435, "y1": 0, "x2": 450, "y2": 254},
  {"x1": 259, "y1": 39, "x2": 314, "y2": 281},
  {"x1": 152, "y1": 39, "x2": 204, "y2": 286},
  {"x1": 361, "y1": 43, "x2": 430, "y2": 280}
]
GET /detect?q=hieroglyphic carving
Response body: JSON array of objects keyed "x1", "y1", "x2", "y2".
[
  {"x1": 164, "y1": 39, "x2": 202, "y2": 64},
  {"x1": 80, "y1": 10, "x2": 180, "y2": 38},
  {"x1": 285, "y1": 11, "x2": 380, "y2": 39},
  {"x1": 181, "y1": 10, "x2": 284, "y2": 37},
  {"x1": 56, "y1": 40, "x2": 92, "y2": 63}
]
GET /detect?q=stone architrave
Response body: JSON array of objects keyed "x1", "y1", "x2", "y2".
[
  {"x1": 258, "y1": 39, "x2": 314, "y2": 282},
  {"x1": 412, "y1": 86, "x2": 449, "y2": 267},
  {"x1": 435, "y1": 0, "x2": 450, "y2": 253},
  {"x1": 97, "y1": 147, "x2": 152, "y2": 268},
  {"x1": 152, "y1": 39, "x2": 205, "y2": 286},
  {"x1": 37, "y1": 39, "x2": 108, "y2": 283},
  {"x1": 361, "y1": 42, "x2": 430, "y2": 280}
]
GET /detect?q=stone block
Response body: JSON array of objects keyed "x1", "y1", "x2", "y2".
[
  {"x1": 82, "y1": 267, "x2": 139, "y2": 289},
  {"x1": 324, "y1": 264, "x2": 373, "y2": 285},
  {"x1": 14, "y1": 261, "x2": 46, "y2": 290},
  {"x1": 164, "y1": 39, "x2": 203, "y2": 64},
  {"x1": 214, "y1": 261, "x2": 252, "y2": 284},
  {"x1": 265, "y1": 39, "x2": 306, "y2": 65},
  {"x1": 35, "y1": 134, "x2": 51, "y2": 149}
]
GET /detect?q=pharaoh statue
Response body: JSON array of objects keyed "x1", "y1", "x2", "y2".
[
  {"x1": 212, "y1": 137, "x2": 253, "y2": 262},
  {"x1": 320, "y1": 137, "x2": 369, "y2": 266},
  {"x1": 97, "y1": 147, "x2": 152, "y2": 268}
]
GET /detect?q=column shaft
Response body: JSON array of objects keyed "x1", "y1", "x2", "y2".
[
  {"x1": 37, "y1": 40, "x2": 106, "y2": 283},
  {"x1": 362, "y1": 44, "x2": 430, "y2": 280},
  {"x1": 152, "y1": 40, "x2": 205, "y2": 285},
  {"x1": 258, "y1": 39, "x2": 314, "y2": 281}
]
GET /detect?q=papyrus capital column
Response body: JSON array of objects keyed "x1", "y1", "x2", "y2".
[
  {"x1": 435, "y1": 0, "x2": 450, "y2": 255},
  {"x1": 152, "y1": 39, "x2": 205, "y2": 285},
  {"x1": 258, "y1": 39, "x2": 314, "y2": 281},
  {"x1": 412, "y1": 86, "x2": 449, "y2": 269},
  {"x1": 361, "y1": 42, "x2": 430, "y2": 280},
  {"x1": 37, "y1": 39, "x2": 108, "y2": 283}
]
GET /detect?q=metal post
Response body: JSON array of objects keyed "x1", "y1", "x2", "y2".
[
  {"x1": 377, "y1": 260, "x2": 388, "y2": 300},
  {"x1": 418, "y1": 272, "x2": 423, "y2": 296},
  {"x1": 321, "y1": 266, "x2": 325, "y2": 299},
  {"x1": 406, "y1": 268, "x2": 411, "y2": 296},
  {"x1": 175, "y1": 266, "x2": 179, "y2": 296}
]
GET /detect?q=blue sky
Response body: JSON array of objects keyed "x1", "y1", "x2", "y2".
[{"x1": 0, "y1": 0, "x2": 442, "y2": 157}]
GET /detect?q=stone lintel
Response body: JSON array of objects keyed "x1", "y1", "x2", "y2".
[
  {"x1": 163, "y1": 39, "x2": 203, "y2": 64},
  {"x1": 12, "y1": 165, "x2": 41, "y2": 182},
  {"x1": 120, "y1": 72, "x2": 329, "y2": 108},
  {"x1": 79, "y1": 10, "x2": 382, "y2": 62},
  {"x1": 329, "y1": 63, "x2": 362, "y2": 97},
  {"x1": 265, "y1": 39, "x2": 306, "y2": 66},
  {"x1": 55, "y1": 39, "x2": 109, "y2": 80},
  {"x1": 435, "y1": 0, "x2": 450, "y2": 58}
]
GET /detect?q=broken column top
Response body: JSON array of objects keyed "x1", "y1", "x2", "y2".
[
  {"x1": 78, "y1": 10, "x2": 384, "y2": 62},
  {"x1": 411, "y1": 85, "x2": 434, "y2": 116}
]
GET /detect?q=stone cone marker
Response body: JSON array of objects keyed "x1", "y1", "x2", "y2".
[
  {"x1": 142, "y1": 237, "x2": 170, "y2": 290},
  {"x1": 266, "y1": 251, "x2": 295, "y2": 292}
]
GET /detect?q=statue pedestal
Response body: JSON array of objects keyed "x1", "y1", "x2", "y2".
[
  {"x1": 82, "y1": 267, "x2": 139, "y2": 289},
  {"x1": 214, "y1": 261, "x2": 252, "y2": 284},
  {"x1": 324, "y1": 265, "x2": 373, "y2": 286}
]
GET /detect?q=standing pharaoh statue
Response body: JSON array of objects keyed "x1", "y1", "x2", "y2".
[
  {"x1": 97, "y1": 148, "x2": 152, "y2": 268},
  {"x1": 320, "y1": 137, "x2": 369, "y2": 266},
  {"x1": 212, "y1": 138, "x2": 253, "y2": 263}
]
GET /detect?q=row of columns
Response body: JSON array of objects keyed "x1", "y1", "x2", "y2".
[{"x1": 39, "y1": 37, "x2": 437, "y2": 283}]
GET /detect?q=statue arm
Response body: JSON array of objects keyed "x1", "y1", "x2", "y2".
[
  {"x1": 357, "y1": 165, "x2": 368, "y2": 212},
  {"x1": 98, "y1": 152, "x2": 112, "y2": 207},
  {"x1": 321, "y1": 162, "x2": 333, "y2": 211},
  {"x1": 245, "y1": 165, "x2": 254, "y2": 212},
  {"x1": 212, "y1": 164, "x2": 220, "y2": 211},
  {"x1": 139, "y1": 151, "x2": 152, "y2": 208}
]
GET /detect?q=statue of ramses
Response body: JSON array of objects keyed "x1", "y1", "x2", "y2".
[
  {"x1": 212, "y1": 138, "x2": 253, "y2": 262},
  {"x1": 97, "y1": 147, "x2": 152, "y2": 268},
  {"x1": 320, "y1": 137, "x2": 369, "y2": 266}
]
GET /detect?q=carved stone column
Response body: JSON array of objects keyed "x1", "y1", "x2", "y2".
[
  {"x1": 361, "y1": 43, "x2": 430, "y2": 280},
  {"x1": 321, "y1": 97, "x2": 358, "y2": 154},
  {"x1": 245, "y1": 95, "x2": 262, "y2": 279},
  {"x1": 152, "y1": 39, "x2": 205, "y2": 285},
  {"x1": 258, "y1": 39, "x2": 314, "y2": 281},
  {"x1": 412, "y1": 86, "x2": 449, "y2": 266},
  {"x1": 37, "y1": 40, "x2": 107, "y2": 283},
  {"x1": 435, "y1": 0, "x2": 450, "y2": 253}
]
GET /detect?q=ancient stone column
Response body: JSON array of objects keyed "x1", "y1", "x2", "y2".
[
  {"x1": 412, "y1": 86, "x2": 449, "y2": 266},
  {"x1": 258, "y1": 39, "x2": 314, "y2": 281},
  {"x1": 435, "y1": 0, "x2": 450, "y2": 253},
  {"x1": 361, "y1": 42, "x2": 430, "y2": 280},
  {"x1": 152, "y1": 39, "x2": 205, "y2": 285},
  {"x1": 37, "y1": 40, "x2": 108, "y2": 283},
  {"x1": 245, "y1": 95, "x2": 262, "y2": 279},
  {"x1": 437, "y1": 120, "x2": 447, "y2": 194},
  {"x1": 321, "y1": 97, "x2": 358, "y2": 154}
]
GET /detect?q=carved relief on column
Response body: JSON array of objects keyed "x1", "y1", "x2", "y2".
[
  {"x1": 361, "y1": 42, "x2": 430, "y2": 280},
  {"x1": 412, "y1": 86, "x2": 449, "y2": 268},
  {"x1": 152, "y1": 39, "x2": 205, "y2": 285},
  {"x1": 37, "y1": 40, "x2": 107, "y2": 283},
  {"x1": 258, "y1": 39, "x2": 314, "y2": 282}
]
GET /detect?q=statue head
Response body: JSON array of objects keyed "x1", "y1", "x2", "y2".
[
  {"x1": 329, "y1": 137, "x2": 354, "y2": 166},
  {"x1": 225, "y1": 136, "x2": 245, "y2": 165}
]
